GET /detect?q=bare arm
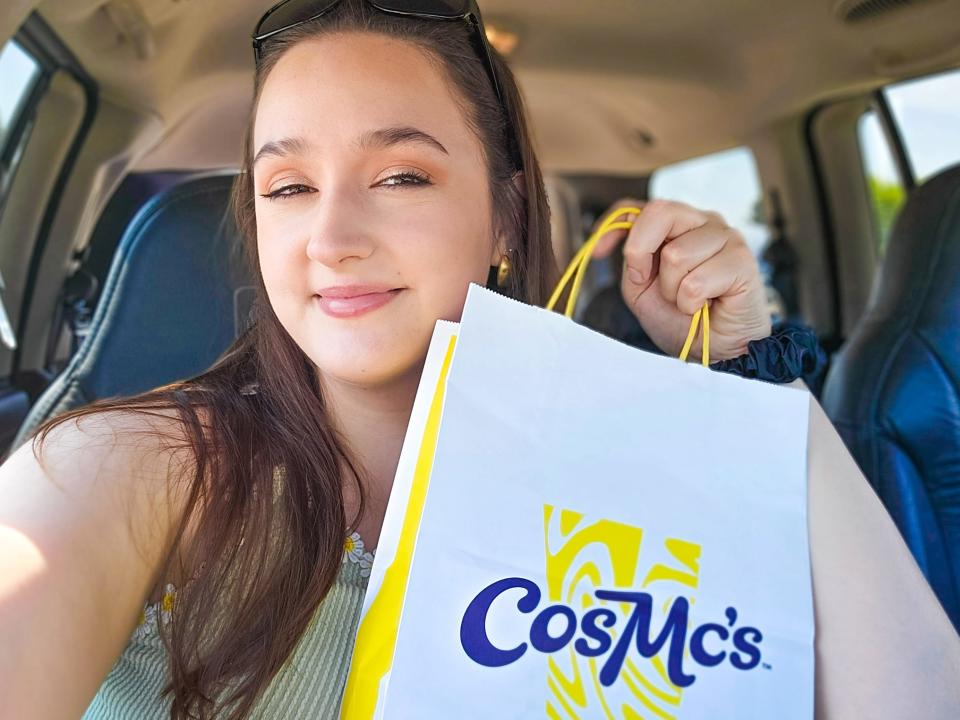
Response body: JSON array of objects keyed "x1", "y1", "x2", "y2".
[
  {"x1": 0, "y1": 412, "x2": 190, "y2": 720},
  {"x1": 800, "y1": 384, "x2": 960, "y2": 717}
]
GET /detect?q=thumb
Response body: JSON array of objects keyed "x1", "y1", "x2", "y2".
[{"x1": 622, "y1": 247, "x2": 660, "y2": 301}]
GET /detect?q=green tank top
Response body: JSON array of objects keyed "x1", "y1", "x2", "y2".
[{"x1": 81, "y1": 533, "x2": 375, "y2": 719}]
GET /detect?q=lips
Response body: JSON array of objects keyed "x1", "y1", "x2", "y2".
[{"x1": 314, "y1": 284, "x2": 404, "y2": 319}]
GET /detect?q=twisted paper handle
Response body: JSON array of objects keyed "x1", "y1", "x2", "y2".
[{"x1": 546, "y1": 206, "x2": 710, "y2": 366}]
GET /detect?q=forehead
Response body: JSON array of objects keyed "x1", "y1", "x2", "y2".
[{"x1": 253, "y1": 32, "x2": 466, "y2": 151}]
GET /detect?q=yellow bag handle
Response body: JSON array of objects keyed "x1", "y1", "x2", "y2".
[{"x1": 546, "y1": 206, "x2": 711, "y2": 366}]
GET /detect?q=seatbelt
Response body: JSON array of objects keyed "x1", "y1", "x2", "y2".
[
  {"x1": 62, "y1": 269, "x2": 98, "y2": 356},
  {"x1": 761, "y1": 189, "x2": 800, "y2": 321},
  {"x1": 44, "y1": 259, "x2": 98, "y2": 371}
]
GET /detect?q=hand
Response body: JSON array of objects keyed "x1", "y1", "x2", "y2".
[{"x1": 591, "y1": 198, "x2": 772, "y2": 362}]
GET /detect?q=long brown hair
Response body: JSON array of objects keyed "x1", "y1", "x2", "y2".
[{"x1": 32, "y1": 1, "x2": 556, "y2": 717}]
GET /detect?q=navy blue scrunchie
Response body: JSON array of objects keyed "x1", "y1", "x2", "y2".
[
  {"x1": 579, "y1": 286, "x2": 828, "y2": 393},
  {"x1": 708, "y1": 322, "x2": 828, "y2": 394}
]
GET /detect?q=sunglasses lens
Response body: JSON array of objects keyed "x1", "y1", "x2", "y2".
[
  {"x1": 256, "y1": 0, "x2": 338, "y2": 39},
  {"x1": 370, "y1": 0, "x2": 469, "y2": 18}
]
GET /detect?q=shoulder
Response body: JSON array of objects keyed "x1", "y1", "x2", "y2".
[
  {"x1": 16, "y1": 405, "x2": 200, "y2": 518},
  {"x1": 0, "y1": 404, "x2": 205, "y2": 717},
  {"x1": 2, "y1": 404, "x2": 205, "y2": 608}
]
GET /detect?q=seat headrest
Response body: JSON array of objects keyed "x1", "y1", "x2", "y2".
[
  {"x1": 820, "y1": 162, "x2": 960, "y2": 631},
  {"x1": 13, "y1": 171, "x2": 254, "y2": 449},
  {"x1": 868, "y1": 163, "x2": 960, "y2": 337},
  {"x1": 82, "y1": 171, "x2": 253, "y2": 396}
]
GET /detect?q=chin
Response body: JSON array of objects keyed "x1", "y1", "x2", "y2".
[
  {"x1": 318, "y1": 357, "x2": 424, "y2": 389},
  {"x1": 307, "y1": 329, "x2": 432, "y2": 389}
]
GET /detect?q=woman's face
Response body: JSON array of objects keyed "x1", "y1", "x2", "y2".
[{"x1": 252, "y1": 32, "x2": 504, "y2": 388}]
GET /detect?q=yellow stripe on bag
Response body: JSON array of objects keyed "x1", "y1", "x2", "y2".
[{"x1": 339, "y1": 335, "x2": 457, "y2": 720}]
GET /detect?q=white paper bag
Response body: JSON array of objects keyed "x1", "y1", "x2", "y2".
[{"x1": 341, "y1": 285, "x2": 813, "y2": 719}]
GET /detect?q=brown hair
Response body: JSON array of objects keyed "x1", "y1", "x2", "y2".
[{"x1": 32, "y1": 1, "x2": 556, "y2": 717}]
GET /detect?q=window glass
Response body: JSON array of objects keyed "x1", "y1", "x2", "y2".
[
  {"x1": 0, "y1": 39, "x2": 41, "y2": 154},
  {"x1": 649, "y1": 147, "x2": 768, "y2": 262},
  {"x1": 858, "y1": 110, "x2": 906, "y2": 255},
  {"x1": 885, "y1": 67, "x2": 960, "y2": 183}
]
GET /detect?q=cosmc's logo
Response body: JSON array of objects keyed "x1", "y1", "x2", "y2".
[
  {"x1": 460, "y1": 578, "x2": 762, "y2": 688},
  {"x1": 457, "y1": 506, "x2": 766, "y2": 716}
]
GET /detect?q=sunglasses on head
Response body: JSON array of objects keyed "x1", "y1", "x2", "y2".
[
  {"x1": 253, "y1": 0, "x2": 503, "y2": 95},
  {"x1": 253, "y1": 0, "x2": 505, "y2": 106},
  {"x1": 252, "y1": 0, "x2": 520, "y2": 167}
]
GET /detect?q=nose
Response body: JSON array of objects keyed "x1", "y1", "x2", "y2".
[{"x1": 304, "y1": 189, "x2": 375, "y2": 267}]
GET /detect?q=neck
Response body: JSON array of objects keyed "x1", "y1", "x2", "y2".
[{"x1": 319, "y1": 363, "x2": 424, "y2": 546}]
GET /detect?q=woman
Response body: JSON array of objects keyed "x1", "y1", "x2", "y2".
[{"x1": 0, "y1": 1, "x2": 957, "y2": 718}]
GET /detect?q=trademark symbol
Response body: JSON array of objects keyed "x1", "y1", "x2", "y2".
[{"x1": 762, "y1": 663, "x2": 773, "y2": 670}]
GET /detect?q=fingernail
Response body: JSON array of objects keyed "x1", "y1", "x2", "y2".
[{"x1": 628, "y1": 268, "x2": 646, "y2": 285}]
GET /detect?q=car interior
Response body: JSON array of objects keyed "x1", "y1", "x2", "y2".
[{"x1": 1, "y1": 0, "x2": 958, "y2": 640}]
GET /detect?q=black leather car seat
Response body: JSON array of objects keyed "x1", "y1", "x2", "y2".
[
  {"x1": 13, "y1": 171, "x2": 253, "y2": 449},
  {"x1": 822, "y1": 163, "x2": 960, "y2": 632}
]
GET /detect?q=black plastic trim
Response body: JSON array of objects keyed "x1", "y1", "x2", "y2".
[
  {"x1": 874, "y1": 90, "x2": 917, "y2": 192},
  {"x1": 803, "y1": 102, "x2": 844, "y2": 353},
  {"x1": 10, "y1": 11, "x2": 99, "y2": 375}
]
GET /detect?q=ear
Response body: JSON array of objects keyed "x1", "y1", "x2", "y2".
[{"x1": 490, "y1": 171, "x2": 527, "y2": 265}]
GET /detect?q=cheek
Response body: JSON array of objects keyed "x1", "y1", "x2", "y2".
[
  {"x1": 400, "y1": 216, "x2": 494, "y2": 317},
  {"x1": 256, "y1": 233, "x2": 306, "y2": 318}
]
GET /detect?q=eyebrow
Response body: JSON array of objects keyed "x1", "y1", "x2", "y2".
[{"x1": 253, "y1": 125, "x2": 449, "y2": 167}]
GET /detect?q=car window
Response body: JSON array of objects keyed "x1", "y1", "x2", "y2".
[
  {"x1": 858, "y1": 110, "x2": 907, "y2": 255},
  {"x1": 885, "y1": 67, "x2": 960, "y2": 183},
  {"x1": 0, "y1": 38, "x2": 42, "y2": 197},
  {"x1": 649, "y1": 147, "x2": 769, "y2": 266}
]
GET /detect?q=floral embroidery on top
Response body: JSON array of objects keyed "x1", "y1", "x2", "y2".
[
  {"x1": 131, "y1": 534, "x2": 376, "y2": 640},
  {"x1": 343, "y1": 531, "x2": 376, "y2": 578},
  {"x1": 132, "y1": 582, "x2": 176, "y2": 642}
]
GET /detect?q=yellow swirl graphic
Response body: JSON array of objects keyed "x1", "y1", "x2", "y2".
[{"x1": 543, "y1": 505, "x2": 701, "y2": 719}]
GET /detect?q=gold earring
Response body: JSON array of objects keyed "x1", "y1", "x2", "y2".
[{"x1": 497, "y1": 250, "x2": 514, "y2": 287}]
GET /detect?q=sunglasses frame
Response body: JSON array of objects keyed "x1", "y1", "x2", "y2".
[{"x1": 252, "y1": 0, "x2": 506, "y2": 113}]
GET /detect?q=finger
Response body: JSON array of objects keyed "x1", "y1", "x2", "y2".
[
  {"x1": 622, "y1": 200, "x2": 711, "y2": 290},
  {"x1": 675, "y1": 241, "x2": 757, "y2": 315},
  {"x1": 590, "y1": 198, "x2": 645, "y2": 259},
  {"x1": 703, "y1": 209, "x2": 726, "y2": 225},
  {"x1": 657, "y1": 224, "x2": 737, "y2": 305},
  {"x1": 589, "y1": 197, "x2": 645, "y2": 235}
]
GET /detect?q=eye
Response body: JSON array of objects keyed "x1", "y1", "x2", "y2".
[
  {"x1": 259, "y1": 183, "x2": 314, "y2": 201},
  {"x1": 258, "y1": 171, "x2": 431, "y2": 201},
  {"x1": 378, "y1": 170, "x2": 432, "y2": 188}
]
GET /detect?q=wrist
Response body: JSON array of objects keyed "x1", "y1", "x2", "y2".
[
  {"x1": 720, "y1": 320, "x2": 775, "y2": 361},
  {"x1": 707, "y1": 322, "x2": 827, "y2": 388},
  {"x1": 681, "y1": 325, "x2": 773, "y2": 365}
]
